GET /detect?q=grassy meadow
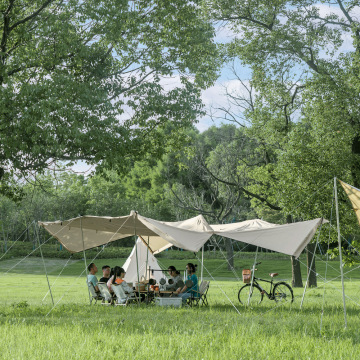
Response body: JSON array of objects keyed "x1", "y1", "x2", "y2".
[{"x1": 1, "y1": 254, "x2": 360, "y2": 359}]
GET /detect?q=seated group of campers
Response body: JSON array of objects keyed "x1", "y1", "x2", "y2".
[{"x1": 87, "y1": 262, "x2": 199, "y2": 304}]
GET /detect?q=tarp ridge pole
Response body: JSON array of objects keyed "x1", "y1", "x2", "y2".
[
  {"x1": 201, "y1": 245, "x2": 204, "y2": 283},
  {"x1": 80, "y1": 216, "x2": 91, "y2": 305},
  {"x1": 134, "y1": 212, "x2": 140, "y2": 305},
  {"x1": 320, "y1": 188, "x2": 334, "y2": 335},
  {"x1": 334, "y1": 177, "x2": 347, "y2": 328},
  {"x1": 145, "y1": 236, "x2": 150, "y2": 280},
  {"x1": 34, "y1": 222, "x2": 54, "y2": 306}
]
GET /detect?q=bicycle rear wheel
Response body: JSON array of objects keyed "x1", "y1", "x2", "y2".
[
  {"x1": 273, "y1": 282, "x2": 294, "y2": 303},
  {"x1": 238, "y1": 284, "x2": 263, "y2": 305}
]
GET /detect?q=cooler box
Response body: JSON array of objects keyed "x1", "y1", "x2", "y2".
[{"x1": 154, "y1": 297, "x2": 182, "y2": 308}]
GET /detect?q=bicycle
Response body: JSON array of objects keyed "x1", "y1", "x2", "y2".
[{"x1": 238, "y1": 262, "x2": 294, "y2": 305}]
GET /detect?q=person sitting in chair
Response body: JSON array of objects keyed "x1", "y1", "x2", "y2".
[
  {"x1": 87, "y1": 263, "x2": 99, "y2": 293},
  {"x1": 176, "y1": 263, "x2": 198, "y2": 303},
  {"x1": 166, "y1": 266, "x2": 182, "y2": 291},
  {"x1": 99, "y1": 265, "x2": 111, "y2": 283}
]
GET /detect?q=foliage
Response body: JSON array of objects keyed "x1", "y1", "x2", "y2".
[
  {"x1": 0, "y1": 0, "x2": 220, "y2": 184},
  {"x1": 163, "y1": 125, "x2": 259, "y2": 222},
  {"x1": 202, "y1": 1, "x2": 360, "y2": 239}
]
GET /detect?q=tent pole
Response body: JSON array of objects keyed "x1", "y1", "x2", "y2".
[
  {"x1": 334, "y1": 177, "x2": 347, "y2": 328},
  {"x1": 248, "y1": 247, "x2": 258, "y2": 305},
  {"x1": 80, "y1": 216, "x2": 91, "y2": 305},
  {"x1": 201, "y1": 245, "x2": 204, "y2": 282},
  {"x1": 34, "y1": 221, "x2": 54, "y2": 306},
  {"x1": 134, "y1": 212, "x2": 141, "y2": 305},
  {"x1": 145, "y1": 236, "x2": 149, "y2": 280}
]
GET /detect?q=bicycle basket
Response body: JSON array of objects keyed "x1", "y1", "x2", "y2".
[{"x1": 242, "y1": 269, "x2": 251, "y2": 283}]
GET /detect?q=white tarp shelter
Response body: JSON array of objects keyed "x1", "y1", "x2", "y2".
[
  {"x1": 123, "y1": 237, "x2": 168, "y2": 283},
  {"x1": 39, "y1": 211, "x2": 326, "y2": 258}
]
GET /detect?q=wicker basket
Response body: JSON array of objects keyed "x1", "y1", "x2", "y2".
[
  {"x1": 135, "y1": 283, "x2": 146, "y2": 291},
  {"x1": 242, "y1": 269, "x2": 251, "y2": 284}
]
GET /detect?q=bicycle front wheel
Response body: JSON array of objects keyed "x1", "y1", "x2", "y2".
[
  {"x1": 273, "y1": 282, "x2": 294, "y2": 303},
  {"x1": 238, "y1": 284, "x2": 263, "y2": 305}
]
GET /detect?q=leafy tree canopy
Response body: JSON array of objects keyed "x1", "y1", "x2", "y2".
[{"x1": 0, "y1": 0, "x2": 220, "y2": 185}]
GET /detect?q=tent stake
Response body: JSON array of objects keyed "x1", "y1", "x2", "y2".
[
  {"x1": 334, "y1": 177, "x2": 347, "y2": 328},
  {"x1": 34, "y1": 221, "x2": 54, "y2": 306}
]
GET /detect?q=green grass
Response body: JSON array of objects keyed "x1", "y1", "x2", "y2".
[{"x1": 1, "y1": 257, "x2": 360, "y2": 359}]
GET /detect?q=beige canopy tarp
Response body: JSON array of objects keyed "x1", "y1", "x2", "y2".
[
  {"x1": 38, "y1": 211, "x2": 213, "y2": 254},
  {"x1": 212, "y1": 218, "x2": 325, "y2": 258},
  {"x1": 38, "y1": 211, "x2": 326, "y2": 258},
  {"x1": 340, "y1": 180, "x2": 360, "y2": 226}
]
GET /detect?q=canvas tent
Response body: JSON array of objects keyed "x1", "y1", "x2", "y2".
[
  {"x1": 123, "y1": 237, "x2": 168, "y2": 283},
  {"x1": 38, "y1": 211, "x2": 326, "y2": 258}
]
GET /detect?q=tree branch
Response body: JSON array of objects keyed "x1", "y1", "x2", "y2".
[{"x1": 9, "y1": 0, "x2": 55, "y2": 32}]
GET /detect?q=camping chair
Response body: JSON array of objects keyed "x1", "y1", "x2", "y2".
[
  {"x1": 87, "y1": 281, "x2": 104, "y2": 305},
  {"x1": 188, "y1": 281, "x2": 210, "y2": 307},
  {"x1": 97, "y1": 282, "x2": 113, "y2": 305},
  {"x1": 111, "y1": 284, "x2": 139, "y2": 306}
]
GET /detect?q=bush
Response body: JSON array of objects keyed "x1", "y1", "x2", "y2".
[{"x1": 0, "y1": 241, "x2": 133, "y2": 260}]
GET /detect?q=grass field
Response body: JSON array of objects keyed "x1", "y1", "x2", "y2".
[{"x1": 1, "y1": 256, "x2": 360, "y2": 359}]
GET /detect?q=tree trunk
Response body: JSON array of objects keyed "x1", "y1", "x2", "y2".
[
  {"x1": 287, "y1": 215, "x2": 303, "y2": 287},
  {"x1": 306, "y1": 243, "x2": 317, "y2": 287},
  {"x1": 291, "y1": 256, "x2": 303, "y2": 287},
  {"x1": 224, "y1": 238, "x2": 234, "y2": 271}
]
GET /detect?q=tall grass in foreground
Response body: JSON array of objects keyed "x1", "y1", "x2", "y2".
[{"x1": 1, "y1": 258, "x2": 360, "y2": 359}]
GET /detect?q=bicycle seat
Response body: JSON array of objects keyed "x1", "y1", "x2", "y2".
[{"x1": 269, "y1": 273, "x2": 279, "y2": 278}]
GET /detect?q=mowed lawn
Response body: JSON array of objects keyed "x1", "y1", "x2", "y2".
[{"x1": 1, "y1": 256, "x2": 360, "y2": 359}]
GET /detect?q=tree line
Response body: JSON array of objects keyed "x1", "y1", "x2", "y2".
[
  {"x1": 2, "y1": 1, "x2": 360, "y2": 286},
  {"x1": 1, "y1": 123, "x2": 360, "y2": 287}
]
